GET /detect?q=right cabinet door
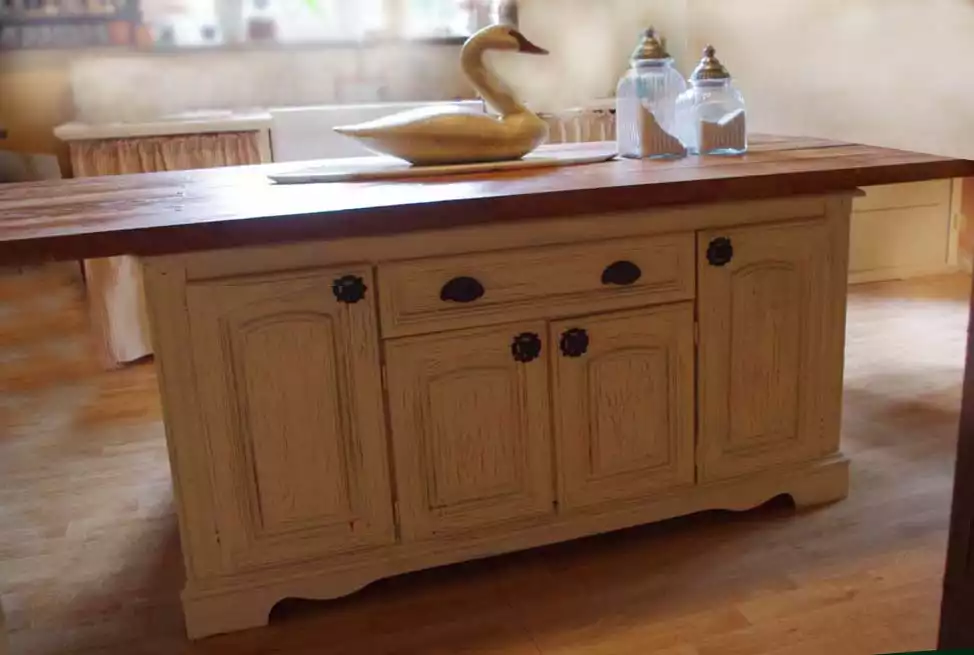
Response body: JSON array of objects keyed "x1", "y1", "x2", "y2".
[
  {"x1": 551, "y1": 304, "x2": 695, "y2": 511},
  {"x1": 698, "y1": 219, "x2": 844, "y2": 482}
]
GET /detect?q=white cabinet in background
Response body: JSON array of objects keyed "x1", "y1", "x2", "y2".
[{"x1": 837, "y1": 179, "x2": 956, "y2": 283}]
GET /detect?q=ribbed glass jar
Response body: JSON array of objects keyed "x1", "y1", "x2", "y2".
[{"x1": 615, "y1": 28, "x2": 687, "y2": 159}]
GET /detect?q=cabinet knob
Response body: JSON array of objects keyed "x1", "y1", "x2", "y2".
[
  {"x1": 601, "y1": 260, "x2": 642, "y2": 286},
  {"x1": 440, "y1": 276, "x2": 485, "y2": 303},
  {"x1": 706, "y1": 237, "x2": 734, "y2": 267},
  {"x1": 511, "y1": 332, "x2": 542, "y2": 363},
  {"x1": 559, "y1": 328, "x2": 589, "y2": 358},
  {"x1": 332, "y1": 275, "x2": 367, "y2": 304}
]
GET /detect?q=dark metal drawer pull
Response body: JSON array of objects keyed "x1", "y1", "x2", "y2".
[
  {"x1": 707, "y1": 237, "x2": 734, "y2": 267},
  {"x1": 511, "y1": 332, "x2": 542, "y2": 363},
  {"x1": 440, "y1": 276, "x2": 485, "y2": 303},
  {"x1": 333, "y1": 275, "x2": 367, "y2": 304},
  {"x1": 601, "y1": 260, "x2": 642, "y2": 286},
  {"x1": 560, "y1": 328, "x2": 589, "y2": 358}
]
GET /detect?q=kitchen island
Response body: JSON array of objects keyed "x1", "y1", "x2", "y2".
[{"x1": 2, "y1": 136, "x2": 972, "y2": 640}]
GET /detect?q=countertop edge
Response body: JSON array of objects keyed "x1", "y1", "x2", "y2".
[{"x1": 3, "y1": 156, "x2": 971, "y2": 265}]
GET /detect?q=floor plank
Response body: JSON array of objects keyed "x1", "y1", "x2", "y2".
[{"x1": 0, "y1": 265, "x2": 969, "y2": 654}]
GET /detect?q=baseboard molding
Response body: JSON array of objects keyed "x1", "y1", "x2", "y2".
[{"x1": 849, "y1": 263, "x2": 964, "y2": 285}]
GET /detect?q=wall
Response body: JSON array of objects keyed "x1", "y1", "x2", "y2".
[
  {"x1": 4, "y1": 0, "x2": 974, "y2": 162},
  {"x1": 686, "y1": 0, "x2": 974, "y2": 160},
  {"x1": 69, "y1": 43, "x2": 472, "y2": 124},
  {"x1": 0, "y1": 52, "x2": 76, "y2": 168},
  {"x1": 0, "y1": 0, "x2": 683, "y2": 163},
  {"x1": 686, "y1": 0, "x2": 974, "y2": 264},
  {"x1": 0, "y1": 42, "x2": 473, "y2": 168},
  {"x1": 492, "y1": 0, "x2": 688, "y2": 113},
  {"x1": 500, "y1": 0, "x2": 974, "y2": 160}
]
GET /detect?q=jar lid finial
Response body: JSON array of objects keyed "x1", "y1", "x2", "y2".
[
  {"x1": 690, "y1": 44, "x2": 731, "y2": 81},
  {"x1": 631, "y1": 26, "x2": 670, "y2": 61}
]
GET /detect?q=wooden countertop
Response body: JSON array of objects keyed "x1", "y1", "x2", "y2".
[{"x1": 1, "y1": 135, "x2": 972, "y2": 264}]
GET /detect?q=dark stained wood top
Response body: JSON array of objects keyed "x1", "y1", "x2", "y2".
[{"x1": 1, "y1": 134, "x2": 972, "y2": 264}]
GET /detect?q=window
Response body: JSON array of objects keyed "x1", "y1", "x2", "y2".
[{"x1": 138, "y1": 0, "x2": 509, "y2": 48}]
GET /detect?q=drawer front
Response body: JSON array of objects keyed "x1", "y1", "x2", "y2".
[{"x1": 378, "y1": 234, "x2": 695, "y2": 337}]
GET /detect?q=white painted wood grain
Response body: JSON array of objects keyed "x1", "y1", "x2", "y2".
[
  {"x1": 697, "y1": 216, "x2": 846, "y2": 481},
  {"x1": 551, "y1": 303, "x2": 696, "y2": 511},
  {"x1": 184, "y1": 266, "x2": 394, "y2": 572},
  {"x1": 384, "y1": 321, "x2": 554, "y2": 541}
]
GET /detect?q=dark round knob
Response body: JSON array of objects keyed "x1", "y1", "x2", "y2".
[
  {"x1": 601, "y1": 260, "x2": 642, "y2": 286},
  {"x1": 440, "y1": 276, "x2": 485, "y2": 303},
  {"x1": 560, "y1": 328, "x2": 589, "y2": 358},
  {"x1": 332, "y1": 275, "x2": 367, "y2": 304},
  {"x1": 511, "y1": 332, "x2": 542, "y2": 363},
  {"x1": 707, "y1": 237, "x2": 734, "y2": 267}
]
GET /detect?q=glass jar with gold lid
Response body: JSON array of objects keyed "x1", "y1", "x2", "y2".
[
  {"x1": 615, "y1": 27, "x2": 688, "y2": 159},
  {"x1": 676, "y1": 45, "x2": 747, "y2": 155}
]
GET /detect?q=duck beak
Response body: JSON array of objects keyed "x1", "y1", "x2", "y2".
[{"x1": 511, "y1": 29, "x2": 549, "y2": 55}]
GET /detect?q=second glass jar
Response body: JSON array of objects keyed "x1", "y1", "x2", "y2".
[{"x1": 676, "y1": 45, "x2": 747, "y2": 155}]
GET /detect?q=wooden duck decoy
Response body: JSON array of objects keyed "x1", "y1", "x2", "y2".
[{"x1": 333, "y1": 24, "x2": 551, "y2": 166}]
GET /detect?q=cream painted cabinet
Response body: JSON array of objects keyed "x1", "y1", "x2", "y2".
[
  {"x1": 849, "y1": 180, "x2": 958, "y2": 282},
  {"x1": 697, "y1": 219, "x2": 843, "y2": 482},
  {"x1": 551, "y1": 304, "x2": 696, "y2": 511},
  {"x1": 184, "y1": 267, "x2": 395, "y2": 572},
  {"x1": 146, "y1": 194, "x2": 853, "y2": 638},
  {"x1": 384, "y1": 323, "x2": 554, "y2": 541}
]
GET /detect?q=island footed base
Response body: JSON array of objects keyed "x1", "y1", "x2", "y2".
[{"x1": 181, "y1": 455, "x2": 849, "y2": 639}]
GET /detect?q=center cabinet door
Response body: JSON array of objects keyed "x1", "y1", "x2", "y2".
[
  {"x1": 550, "y1": 304, "x2": 696, "y2": 511},
  {"x1": 384, "y1": 323, "x2": 554, "y2": 541},
  {"x1": 185, "y1": 267, "x2": 395, "y2": 573}
]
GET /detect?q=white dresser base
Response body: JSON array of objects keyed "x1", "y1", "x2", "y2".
[{"x1": 144, "y1": 194, "x2": 854, "y2": 640}]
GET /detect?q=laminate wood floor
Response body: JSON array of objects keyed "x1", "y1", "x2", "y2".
[{"x1": 1, "y1": 264, "x2": 970, "y2": 655}]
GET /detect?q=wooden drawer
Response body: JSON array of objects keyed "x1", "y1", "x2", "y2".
[{"x1": 378, "y1": 234, "x2": 695, "y2": 337}]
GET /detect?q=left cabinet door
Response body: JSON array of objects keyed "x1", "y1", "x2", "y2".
[
  {"x1": 385, "y1": 323, "x2": 554, "y2": 541},
  {"x1": 186, "y1": 267, "x2": 395, "y2": 572}
]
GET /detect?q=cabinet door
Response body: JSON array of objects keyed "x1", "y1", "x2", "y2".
[
  {"x1": 551, "y1": 304, "x2": 695, "y2": 511},
  {"x1": 385, "y1": 323, "x2": 554, "y2": 540},
  {"x1": 698, "y1": 219, "x2": 844, "y2": 482},
  {"x1": 186, "y1": 267, "x2": 394, "y2": 572}
]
